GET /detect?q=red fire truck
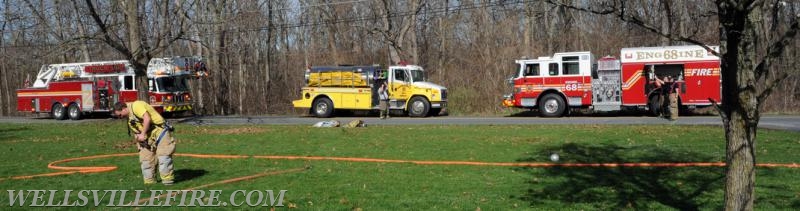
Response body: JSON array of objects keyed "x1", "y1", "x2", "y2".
[
  {"x1": 502, "y1": 45, "x2": 721, "y2": 117},
  {"x1": 16, "y1": 57, "x2": 208, "y2": 120}
]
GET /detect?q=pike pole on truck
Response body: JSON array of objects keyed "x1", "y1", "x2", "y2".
[
  {"x1": 292, "y1": 64, "x2": 447, "y2": 118},
  {"x1": 16, "y1": 57, "x2": 209, "y2": 120},
  {"x1": 502, "y1": 45, "x2": 721, "y2": 117}
]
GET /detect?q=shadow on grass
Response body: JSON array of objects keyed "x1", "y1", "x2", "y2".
[
  {"x1": 175, "y1": 169, "x2": 207, "y2": 183},
  {"x1": 0, "y1": 126, "x2": 29, "y2": 142},
  {"x1": 515, "y1": 143, "x2": 725, "y2": 210}
]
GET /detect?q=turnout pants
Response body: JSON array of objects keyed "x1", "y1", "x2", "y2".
[
  {"x1": 139, "y1": 128, "x2": 176, "y2": 184},
  {"x1": 668, "y1": 93, "x2": 679, "y2": 120},
  {"x1": 379, "y1": 100, "x2": 389, "y2": 118}
]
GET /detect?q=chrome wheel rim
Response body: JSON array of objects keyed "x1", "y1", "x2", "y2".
[
  {"x1": 411, "y1": 101, "x2": 425, "y2": 115},
  {"x1": 54, "y1": 105, "x2": 63, "y2": 117},
  {"x1": 315, "y1": 103, "x2": 328, "y2": 115},
  {"x1": 544, "y1": 99, "x2": 559, "y2": 113},
  {"x1": 69, "y1": 106, "x2": 79, "y2": 117}
]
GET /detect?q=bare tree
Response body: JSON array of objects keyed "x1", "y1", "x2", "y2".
[
  {"x1": 79, "y1": 0, "x2": 189, "y2": 100},
  {"x1": 543, "y1": 0, "x2": 799, "y2": 209},
  {"x1": 372, "y1": 0, "x2": 424, "y2": 64}
]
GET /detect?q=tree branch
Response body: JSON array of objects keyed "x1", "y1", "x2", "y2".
[
  {"x1": 147, "y1": 1, "x2": 190, "y2": 58},
  {"x1": 709, "y1": 98, "x2": 729, "y2": 124},
  {"x1": 544, "y1": 0, "x2": 720, "y2": 56},
  {"x1": 757, "y1": 72, "x2": 789, "y2": 104},
  {"x1": 81, "y1": 0, "x2": 133, "y2": 59},
  {"x1": 754, "y1": 13, "x2": 799, "y2": 80}
]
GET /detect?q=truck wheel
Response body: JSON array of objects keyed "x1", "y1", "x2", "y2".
[
  {"x1": 648, "y1": 95, "x2": 661, "y2": 117},
  {"x1": 68, "y1": 103, "x2": 82, "y2": 120},
  {"x1": 52, "y1": 103, "x2": 67, "y2": 120},
  {"x1": 539, "y1": 94, "x2": 565, "y2": 117},
  {"x1": 428, "y1": 108, "x2": 442, "y2": 117},
  {"x1": 408, "y1": 96, "x2": 430, "y2": 117},
  {"x1": 312, "y1": 97, "x2": 334, "y2": 118}
]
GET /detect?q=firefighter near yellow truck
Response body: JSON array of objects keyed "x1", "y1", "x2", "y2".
[{"x1": 293, "y1": 64, "x2": 447, "y2": 118}]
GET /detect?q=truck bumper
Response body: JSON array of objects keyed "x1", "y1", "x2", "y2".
[
  {"x1": 431, "y1": 101, "x2": 446, "y2": 109},
  {"x1": 293, "y1": 98, "x2": 312, "y2": 109},
  {"x1": 164, "y1": 104, "x2": 193, "y2": 112}
]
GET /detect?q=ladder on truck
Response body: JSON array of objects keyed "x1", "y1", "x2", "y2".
[
  {"x1": 31, "y1": 60, "x2": 132, "y2": 88},
  {"x1": 147, "y1": 57, "x2": 208, "y2": 78}
]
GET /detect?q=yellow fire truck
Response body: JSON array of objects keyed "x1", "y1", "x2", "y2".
[{"x1": 292, "y1": 64, "x2": 447, "y2": 117}]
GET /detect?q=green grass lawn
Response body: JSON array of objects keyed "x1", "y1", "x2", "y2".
[{"x1": 1, "y1": 121, "x2": 799, "y2": 210}]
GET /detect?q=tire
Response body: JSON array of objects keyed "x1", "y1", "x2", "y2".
[
  {"x1": 68, "y1": 103, "x2": 82, "y2": 120},
  {"x1": 408, "y1": 96, "x2": 430, "y2": 117},
  {"x1": 312, "y1": 97, "x2": 334, "y2": 118},
  {"x1": 428, "y1": 108, "x2": 442, "y2": 117},
  {"x1": 539, "y1": 94, "x2": 565, "y2": 117},
  {"x1": 52, "y1": 103, "x2": 67, "y2": 120},
  {"x1": 648, "y1": 94, "x2": 662, "y2": 117}
]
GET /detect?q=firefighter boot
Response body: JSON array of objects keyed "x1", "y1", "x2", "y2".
[
  {"x1": 380, "y1": 111, "x2": 386, "y2": 119},
  {"x1": 158, "y1": 155, "x2": 174, "y2": 185}
]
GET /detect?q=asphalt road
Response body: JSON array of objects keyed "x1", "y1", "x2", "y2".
[{"x1": 1, "y1": 115, "x2": 798, "y2": 132}]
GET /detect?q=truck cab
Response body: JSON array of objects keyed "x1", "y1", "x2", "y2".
[
  {"x1": 502, "y1": 52, "x2": 594, "y2": 117},
  {"x1": 386, "y1": 65, "x2": 447, "y2": 117}
]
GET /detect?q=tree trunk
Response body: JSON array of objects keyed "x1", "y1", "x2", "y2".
[
  {"x1": 437, "y1": 0, "x2": 449, "y2": 80},
  {"x1": 524, "y1": 3, "x2": 533, "y2": 57},
  {"x1": 660, "y1": 0, "x2": 672, "y2": 46},
  {"x1": 719, "y1": 2, "x2": 760, "y2": 210},
  {"x1": 123, "y1": 1, "x2": 148, "y2": 100},
  {"x1": 76, "y1": 19, "x2": 92, "y2": 62},
  {"x1": 408, "y1": 0, "x2": 419, "y2": 64},
  {"x1": 722, "y1": 110, "x2": 758, "y2": 211},
  {"x1": 0, "y1": 62, "x2": 6, "y2": 116},
  {"x1": 264, "y1": 1, "x2": 274, "y2": 113},
  {"x1": 237, "y1": 47, "x2": 245, "y2": 115},
  {"x1": 324, "y1": 3, "x2": 340, "y2": 65},
  {"x1": 193, "y1": 7, "x2": 205, "y2": 114},
  {"x1": 135, "y1": 75, "x2": 149, "y2": 102},
  {"x1": 0, "y1": 18, "x2": 5, "y2": 116}
]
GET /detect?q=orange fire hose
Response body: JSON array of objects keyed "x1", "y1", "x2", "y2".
[{"x1": 4, "y1": 153, "x2": 800, "y2": 181}]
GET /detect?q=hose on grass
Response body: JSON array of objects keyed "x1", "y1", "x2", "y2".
[
  {"x1": 4, "y1": 153, "x2": 800, "y2": 181},
  {"x1": 4, "y1": 153, "x2": 800, "y2": 206}
]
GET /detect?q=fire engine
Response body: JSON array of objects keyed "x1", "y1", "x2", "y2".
[
  {"x1": 502, "y1": 45, "x2": 721, "y2": 117},
  {"x1": 16, "y1": 57, "x2": 208, "y2": 120},
  {"x1": 292, "y1": 64, "x2": 447, "y2": 117}
]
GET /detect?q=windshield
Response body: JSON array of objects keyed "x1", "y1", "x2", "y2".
[
  {"x1": 409, "y1": 69, "x2": 426, "y2": 82},
  {"x1": 155, "y1": 76, "x2": 189, "y2": 92}
]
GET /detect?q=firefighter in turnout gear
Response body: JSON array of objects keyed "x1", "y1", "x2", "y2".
[
  {"x1": 667, "y1": 76, "x2": 681, "y2": 121},
  {"x1": 114, "y1": 101, "x2": 176, "y2": 185},
  {"x1": 378, "y1": 80, "x2": 390, "y2": 119}
]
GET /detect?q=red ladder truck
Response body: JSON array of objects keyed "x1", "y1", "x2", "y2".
[{"x1": 16, "y1": 57, "x2": 208, "y2": 120}]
